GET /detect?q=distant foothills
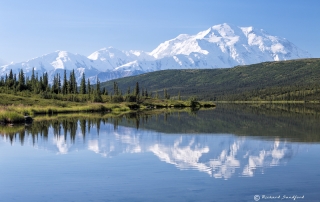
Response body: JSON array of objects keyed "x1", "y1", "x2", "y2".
[
  {"x1": 1, "y1": 58, "x2": 320, "y2": 103},
  {"x1": 99, "y1": 58, "x2": 320, "y2": 102}
]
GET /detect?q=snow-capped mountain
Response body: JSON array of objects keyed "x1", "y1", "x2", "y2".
[
  {"x1": 88, "y1": 47, "x2": 154, "y2": 71},
  {"x1": 0, "y1": 50, "x2": 101, "y2": 84},
  {"x1": 136, "y1": 23, "x2": 311, "y2": 70},
  {"x1": 151, "y1": 23, "x2": 311, "y2": 62},
  {"x1": 0, "y1": 23, "x2": 311, "y2": 84}
]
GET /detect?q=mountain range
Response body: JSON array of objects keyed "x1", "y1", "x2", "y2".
[{"x1": 0, "y1": 23, "x2": 311, "y2": 84}]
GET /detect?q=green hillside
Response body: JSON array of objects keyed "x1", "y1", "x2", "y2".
[{"x1": 100, "y1": 58, "x2": 320, "y2": 101}]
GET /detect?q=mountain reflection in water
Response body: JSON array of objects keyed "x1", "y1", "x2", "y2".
[
  {"x1": 2, "y1": 105, "x2": 314, "y2": 180},
  {"x1": 150, "y1": 136, "x2": 294, "y2": 179}
]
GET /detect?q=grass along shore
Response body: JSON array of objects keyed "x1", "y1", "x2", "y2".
[{"x1": 0, "y1": 94, "x2": 215, "y2": 123}]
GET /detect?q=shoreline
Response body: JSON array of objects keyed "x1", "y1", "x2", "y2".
[{"x1": 0, "y1": 99, "x2": 215, "y2": 124}]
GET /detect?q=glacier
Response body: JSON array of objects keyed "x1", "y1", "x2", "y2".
[{"x1": 0, "y1": 23, "x2": 311, "y2": 84}]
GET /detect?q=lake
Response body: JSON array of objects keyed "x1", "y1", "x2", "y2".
[{"x1": 1, "y1": 104, "x2": 320, "y2": 202}]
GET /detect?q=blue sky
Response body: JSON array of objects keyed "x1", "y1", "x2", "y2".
[{"x1": 0, "y1": 0, "x2": 319, "y2": 63}]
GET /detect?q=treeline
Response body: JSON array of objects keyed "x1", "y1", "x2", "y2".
[
  {"x1": 0, "y1": 68, "x2": 103, "y2": 102},
  {"x1": 0, "y1": 68, "x2": 175, "y2": 103},
  {"x1": 106, "y1": 81, "x2": 174, "y2": 103}
]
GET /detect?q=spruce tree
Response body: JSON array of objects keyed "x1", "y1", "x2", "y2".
[
  {"x1": 62, "y1": 70, "x2": 68, "y2": 95},
  {"x1": 68, "y1": 70, "x2": 77, "y2": 94},
  {"x1": 58, "y1": 74, "x2": 61, "y2": 94},
  {"x1": 93, "y1": 77, "x2": 102, "y2": 102},
  {"x1": 96, "y1": 77, "x2": 101, "y2": 94},
  {"x1": 8, "y1": 69, "x2": 14, "y2": 88},
  {"x1": 9, "y1": 70, "x2": 13, "y2": 80},
  {"x1": 18, "y1": 69, "x2": 25, "y2": 91},
  {"x1": 52, "y1": 74, "x2": 59, "y2": 94},
  {"x1": 4, "y1": 74, "x2": 8, "y2": 88},
  {"x1": 72, "y1": 70, "x2": 77, "y2": 94},
  {"x1": 43, "y1": 72, "x2": 49, "y2": 92},
  {"x1": 135, "y1": 82, "x2": 140, "y2": 96},
  {"x1": 87, "y1": 78, "x2": 91, "y2": 99},
  {"x1": 80, "y1": 73, "x2": 86, "y2": 94},
  {"x1": 13, "y1": 74, "x2": 18, "y2": 91},
  {"x1": 0, "y1": 77, "x2": 5, "y2": 87},
  {"x1": 39, "y1": 76, "x2": 44, "y2": 92},
  {"x1": 31, "y1": 68, "x2": 36, "y2": 91}
]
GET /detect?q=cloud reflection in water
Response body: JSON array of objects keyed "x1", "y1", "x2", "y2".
[{"x1": 1, "y1": 123, "x2": 296, "y2": 180}]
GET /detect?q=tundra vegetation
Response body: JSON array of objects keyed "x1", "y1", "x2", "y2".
[
  {"x1": 0, "y1": 68, "x2": 214, "y2": 123},
  {"x1": 100, "y1": 58, "x2": 320, "y2": 102}
]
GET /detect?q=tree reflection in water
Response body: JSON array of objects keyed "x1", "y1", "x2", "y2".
[{"x1": 0, "y1": 105, "x2": 319, "y2": 179}]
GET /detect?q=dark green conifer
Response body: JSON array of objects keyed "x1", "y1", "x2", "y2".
[{"x1": 80, "y1": 73, "x2": 86, "y2": 94}]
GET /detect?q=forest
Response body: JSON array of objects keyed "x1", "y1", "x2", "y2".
[{"x1": 0, "y1": 68, "x2": 155, "y2": 104}]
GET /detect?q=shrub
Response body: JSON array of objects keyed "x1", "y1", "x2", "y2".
[
  {"x1": 112, "y1": 95, "x2": 124, "y2": 103},
  {"x1": 0, "y1": 112, "x2": 25, "y2": 123}
]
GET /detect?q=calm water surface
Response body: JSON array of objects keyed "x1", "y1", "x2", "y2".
[{"x1": 1, "y1": 105, "x2": 320, "y2": 201}]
